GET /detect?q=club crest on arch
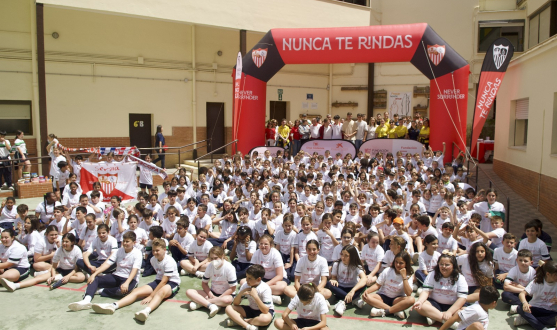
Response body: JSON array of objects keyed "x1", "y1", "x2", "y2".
[
  {"x1": 427, "y1": 44, "x2": 446, "y2": 66},
  {"x1": 493, "y1": 44, "x2": 509, "y2": 70},
  {"x1": 252, "y1": 48, "x2": 268, "y2": 68},
  {"x1": 98, "y1": 172, "x2": 118, "y2": 196}
]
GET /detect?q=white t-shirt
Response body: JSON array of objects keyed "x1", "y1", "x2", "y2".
[
  {"x1": 525, "y1": 279, "x2": 557, "y2": 311},
  {"x1": 493, "y1": 248, "x2": 517, "y2": 273},
  {"x1": 87, "y1": 236, "x2": 118, "y2": 260},
  {"x1": 139, "y1": 220, "x2": 160, "y2": 233},
  {"x1": 139, "y1": 164, "x2": 153, "y2": 185},
  {"x1": 418, "y1": 250, "x2": 441, "y2": 272},
  {"x1": 377, "y1": 267, "x2": 413, "y2": 298},
  {"x1": 124, "y1": 227, "x2": 149, "y2": 251},
  {"x1": 317, "y1": 228, "x2": 340, "y2": 262},
  {"x1": 251, "y1": 248, "x2": 284, "y2": 280},
  {"x1": 0, "y1": 206, "x2": 17, "y2": 223},
  {"x1": 79, "y1": 226, "x2": 98, "y2": 251},
  {"x1": 420, "y1": 226, "x2": 438, "y2": 239},
  {"x1": 288, "y1": 292, "x2": 329, "y2": 321},
  {"x1": 188, "y1": 240, "x2": 213, "y2": 261},
  {"x1": 504, "y1": 265, "x2": 536, "y2": 288},
  {"x1": 456, "y1": 302, "x2": 489, "y2": 330},
  {"x1": 0, "y1": 241, "x2": 30, "y2": 268},
  {"x1": 332, "y1": 244, "x2": 359, "y2": 261},
  {"x1": 275, "y1": 230, "x2": 296, "y2": 256},
  {"x1": 52, "y1": 245, "x2": 82, "y2": 270},
  {"x1": 235, "y1": 240, "x2": 256, "y2": 263},
  {"x1": 219, "y1": 220, "x2": 237, "y2": 240},
  {"x1": 457, "y1": 254, "x2": 494, "y2": 287},
  {"x1": 35, "y1": 201, "x2": 62, "y2": 223},
  {"x1": 150, "y1": 254, "x2": 181, "y2": 285},
  {"x1": 331, "y1": 262, "x2": 364, "y2": 287},
  {"x1": 195, "y1": 214, "x2": 213, "y2": 232},
  {"x1": 381, "y1": 250, "x2": 395, "y2": 271},
  {"x1": 161, "y1": 218, "x2": 178, "y2": 237},
  {"x1": 423, "y1": 271, "x2": 468, "y2": 305},
  {"x1": 293, "y1": 231, "x2": 318, "y2": 258},
  {"x1": 489, "y1": 228, "x2": 506, "y2": 247},
  {"x1": 254, "y1": 220, "x2": 275, "y2": 239},
  {"x1": 437, "y1": 234, "x2": 458, "y2": 254},
  {"x1": 146, "y1": 204, "x2": 162, "y2": 221},
  {"x1": 34, "y1": 236, "x2": 60, "y2": 256},
  {"x1": 361, "y1": 244, "x2": 385, "y2": 272},
  {"x1": 202, "y1": 261, "x2": 237, "y2": 295},
  {"x1": 239, "y1": 281, "x2": 274, "y2": 311},
  {"x1": 172, "y1": 232, "x2": 195, "y2": 252},
  {"x1": 518, "y1": 238, "x2": 550, "y2": 265},
  {"x1": 107, "y1": 247, "x2": 143, "y2": 282},
  {"x1": 294, "y1": 255, "x2": 329, "y2": 285}
]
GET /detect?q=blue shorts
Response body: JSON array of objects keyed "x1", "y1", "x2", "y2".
[
  {"x1": 241, "y1": 305, "x2": 274, "y2": 321},
  {"x1": 56, "y1": 267, "x2": 74, "y2": 277},
  {"x1": 140, "y1": 183, "x2": 153, "y2": 189},
  {"x1": 147, "y1": 280, "x2": 180, "y2": 299},
  {"x1": 378, "y1": 293, "x2": 399, "y2": 306},
  {"x1": 262, "y1": 277, "x2": 291, "y2": 285},
  {"x1": 10, "y1": 267, "x2": 30, "y2": 282},
  {"x1": 427, "y1": 298, "x2": 453, "y2": 312},
  {"x1": 468, "y1": 286, "x2": 479, "y2": 294},
  {"x1": 294, "y1": 318, "x2": 320, "y2": 327}
]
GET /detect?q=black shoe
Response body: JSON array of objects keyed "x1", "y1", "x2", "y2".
[{"x1": 50, "y1": 280, "x2": 64, "y2": 290}]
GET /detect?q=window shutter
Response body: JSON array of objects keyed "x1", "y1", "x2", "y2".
[{"x1": 515, "y1": 99, "x2": 529, "y2": 120}]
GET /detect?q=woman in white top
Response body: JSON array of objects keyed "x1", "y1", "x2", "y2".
[
  {"x1": 412, "y1": 253, "x2": 468, "y2": 326},
  {"x1": 0, "y1": 228, "x2": 30, "y2": 282},
  {"x1": 472, "y1": 188, "x2": 505, "y2": 233},
  {"x1": 366, "y1": 117, "x2": 377, "y2": 141}
]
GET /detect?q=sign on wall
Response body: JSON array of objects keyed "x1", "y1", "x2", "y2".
[{"x1": 388, "y1": 91, "x2": 412, "y2": 117}]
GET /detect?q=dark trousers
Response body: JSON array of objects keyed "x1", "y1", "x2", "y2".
[
  {"x1": 207, "y1": 237, "x2": 234, "y2": 251},
  {"x1": 494, "y1": 269, "x2": 505, "y2": 290},
  {"x1": 325, "y1": 282, "x2": 365, "y2": 301},
  {"x1": 170, "y1": 246, "x2": 188, "y2": 269},
  {"x1": 0, "y1": 163, "x2": 12, "y2": 187},
  {"x1": 280, "y1": 252, "x2": 296, "y2": 282},
  {"x1": 232, "y1": 260, "x2": 251, "y2": 280},
  {"x1": 142, "y1": 252, "x2": 156, "y2": 277},
  {"x1": 501, "y1": 291, "x2": 524, "y2": 306},
  {"x1": 415, "y1": 270, "x2": 427, "y2": 286},
  {"x1": 85, "y1": 274, "x2": 137, "y2": 299},
  {"x1": 76, "y1": 253, "x2": 116, "y2": 275},
  {"x1": 517, "y1": 304, "x2": 557, "y2": 330},
  {"x1": 153, "y1": 150, "x2": 165, "y2": 169}
]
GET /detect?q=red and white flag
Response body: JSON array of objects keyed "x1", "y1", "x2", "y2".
[{"x1": 80, "y1": 162, "x2": 137, "y2": 202}]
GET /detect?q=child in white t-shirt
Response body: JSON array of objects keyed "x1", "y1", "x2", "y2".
[
  {"x1": 274, "y1": 283, "x2": 329, "y2": 330},
  {"x1": 361, "y1": 232, "x2": 384, "y2": 286},
  {"x1": 502, "y1": 249, "x2": 535, "y2": 314},
  {"x1": 440, "y1": 286, "x2": 499, "y2": 330}
]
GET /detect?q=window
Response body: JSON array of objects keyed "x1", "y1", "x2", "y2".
[
  {"x1": 0, "y1": 101, "x2": 32, "y2": 135},
  {"x1": 337, "y1": 0, "x2": 369, "y2": 6},
  {"x1": 529, "y1": 1, "x2": 557, "y2": 49},
  {"x1": 513, "y1": 98, "x2": 529, "y2": 147},
  {"x1": 479, "y1": 20, "x2": 525, "y2": 52}
]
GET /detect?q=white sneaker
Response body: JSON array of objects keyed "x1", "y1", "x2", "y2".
[
  {"x1": 180, "y1": 269, "x2": 187, "y2": 276},
  {"x1": 334, "y1": 301, "x2": 346, "y2": 316},
  {"x1": 370, "y1": 308, "x2": 385, "y2": 317},
  {"x1": 509, "y1": 305, "x2": 518, "y2": 315},
  {"x1": 514, "y1": 315, "x2": 529, "y2": 326},
  {"x1": 412, "y1": 284, "x2": 418, "y2": 292},
  {"x1": 34, "y1": 270, "x2": 49, "y2": 277},
  {"x1": 0, "y1": 278, "x2": 16, "y2": 292},
  {"x1": 92, "y1": 303, "x2": 116, "y2": 315},
  {"x1": 134, "y1": 309, "x2": 150, "y2": 322},
  {"x1": 68, "y1": 300, "x2": 92, "y2": 311},
  {"x1": 189, "y1": 302, "x2": 202, "y2": 310},
  {"x1": 326, "y1": 300, "x2": 331, "y2": 309},
  {"x1": 450, "y1": 322, "x2": 460, "y2": 330},
  {"x1": 246, "y1": 325, "x2": 258, "y2": 330},
  {"x1": 426, "y1": 317, "x2": 435, "y2": 325},
  {"x1": 395, "y1": 311, "x2": 406, "y2": 319},
  {"x1": 417, "y1": 288, "x2": 423, "y2": 295},
  {"x1": 412, "y1": 253, "x2": 419, "y2": 264},
  {"x1": 83, "y1": 272, "x2": 90, "y2": 281},
  {"x1": 226, "y1": 318, "x2": 237, "y2": 327},
  {"x1": 224, "y1": 249, "x2": 230, "y2": 256},
  {"x1": 195, "y1": 271, "x2": 205, "y2": 278},
  {"x1": 354, "y1": 298, "x2": 365, "y2": 309},
  {"x1": 95, "y1": 289, "x2": 104, "y2": 295},
  {"x1": 139, "y1": 268, "x2": 144, "y2": 274},
  {"x1": 272, "y1": 295, "x2": 282, "y2": 305},
  {"x1": 54, "y1": 274, "x2": 63, "y2": 281},
  {"x1": 208, "y1": 304, "x2": 220, "y2": 318}
]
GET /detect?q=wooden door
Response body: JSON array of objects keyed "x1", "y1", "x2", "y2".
[{"x1": 206, "y1": 102, "x2": 225, "y2": 152}]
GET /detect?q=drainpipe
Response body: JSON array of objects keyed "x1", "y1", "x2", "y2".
[
  {"x1": 30, "y1": 0, "x2": 42, "y2": 175},
  {"x1": 192, "y1": 25, "x2": 197, "y2": 153},
  {"x1": 328, "y1": 64, "x2": 333, "y2": 115}
]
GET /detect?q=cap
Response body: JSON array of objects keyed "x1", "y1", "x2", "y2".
[{"x1": 393, "y1": 217, "x2": 404, "y2": 225}]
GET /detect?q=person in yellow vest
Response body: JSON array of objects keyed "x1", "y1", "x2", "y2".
[
  {"x1": 277, "y1": 119, "x2": 290, "y2": 148},
  {"x1": 418, "y1": 118, "x2": 430, "y2": 149},
  {"x1": 395, "y1": 117, "x2": 408, "y2": 139},
  {"x1": 375, "y1": 119, "x2": 389, "y2": 139}
]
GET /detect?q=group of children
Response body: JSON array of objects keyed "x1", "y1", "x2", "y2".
[{"x1": 0, "y1": 146, "x2": 555, "y2": 330}]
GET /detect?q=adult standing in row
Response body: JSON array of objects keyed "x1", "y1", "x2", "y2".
[
  {"x1": 277, "y1": 119, "x2": 290, "y2": 148},
  {"x1": 341, "y1": 112, "x2": 356, "y2": 142},
  {"x1": 418, "y1": 118, "x2": 430, "y2": 149},
  {"x1": 309, "y1": 118, "x2": 321, "y2": 140},
  {"x1": 407, "y1": 120, "x2": 420, "y2": 141},
  {"x1": 354, "y1": 114, "x2": 368, "y2": 149},
  {"x1": 319, "y1": 119, "x2": 333, "y2": 140},
  {"x1": 366, "y1": 117, "x2": 377, "y2": 141},
  {"x1": 152, "y1": 125, "x2": 166, "y2": 170},
  {"x1": 289, "y1": 120, "x2": 301, "y2": 156},
  {"x1": 331, "y1": 115, "x2": 343, "y2": 139},
  {"x1": 299, "y1": 119, "x2": 310, "y2": 148}
]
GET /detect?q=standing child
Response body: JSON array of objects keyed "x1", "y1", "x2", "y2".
[
  {"x1": 440, "y1": 286, "x2": 499, "y2": 330},
  {"x1": 502, "y1": 249, "x2": 535, "y2": 315},
  {"x1": 326, "y1": 245, "x2": 367, "y2": 316},
  {"x1": 274, "y1": 283, "x2": 330, "y2": 330},
  {"x1": 187, "y1": 246, "x2": 237, "y2": 318},
  {"x1": 67, "y1": 231, "x2": 142, "y2": 311},
  {"x1": 90, "y1": 238, "x2": 180, "y2": 322},
  {"x1": 225, "y1": 264, "x2": 275, "y2": 330}
]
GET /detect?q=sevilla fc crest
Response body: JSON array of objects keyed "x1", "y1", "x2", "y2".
[
  {"x1": 252, "y1": 48, "x2": 268, "y2": 68},
  {"x1": 493, "y1": 44, "x2": 509, "y2": 70},
  {"x1": 98, "y1": 172, "x2": 118, "y2": 196},
  {"x1": 427, "y1": 44, "x2": 446, "y2": 66}
]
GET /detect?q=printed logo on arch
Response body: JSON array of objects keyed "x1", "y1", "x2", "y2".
[
  {"x1": 427, "y1": 44, "x2": 446, "y2": 66},
  {"x1": 252, "y1": 48, "x2": 268, "y2": 68}
]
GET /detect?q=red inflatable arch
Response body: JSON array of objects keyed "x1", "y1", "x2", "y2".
[{"x1": 233, "y1": 23, "x2": 469, "y2": 160}]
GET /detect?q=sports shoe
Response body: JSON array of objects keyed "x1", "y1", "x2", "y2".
[
  {"x1": 195, "y1": 271, "x2": 205, "y2": 278},
  {"x1": 0, "y1": 278, "x2": 17, "y2": 292},
  {"x1": 34, "y1": 270, "x2": 49, "y2": 277},
  {"x1": 139, "y1": 268, "x2": 144, "y2": 274},
  {"x1": 395, "y1": 310, "x2": 406, "y2": 319},
  {"x1": 412, "y1": 284, "x2": 418, "y2": 292},
  {"x1": 224, "y1": 249, "x2": 230, "y2": 256},
  {"x1": 68, "y1": 300, "x2": 92, "y2": 311},
  {"x1": 180, "y1": 269, "x2": 187, "y2": 276},
  {"x1": 226, "y1": 318, "x2": 237, "y2": 327},
  {"x1": 417, "y1": 288, "x2": 423, "y2": 295},
  {"x1": 246, "y1": 325, "x2": 258, "y2": 330},
  {"x1": 8, "y1": 186, "x2": 13, "y2": 190},
  {"x1": 354, "y1": 298, "x2": 365, "y2": 309},
  {"x1": 134, "y1": 308, "x2": 150, "y2": 322},
  {"x1": 189, "y1": 302, "x2": 202, "y2": 310},
  {"x1": 412, "y1": 253, "x2": 419, "y2": 265},
  {"x1": 272, "y1": 295, "x2": 282, "y2": 305},
  {"x1": 514, "y1": 315, "x2": 529, "y2": 326},
  {"x1": 450, "y1": 322, "x2": 460, "y2": 330},
  {"x1": 370, "y1": 308, "x2": 385, "y2": 317},
  {"x1": 95, "y1": 289, "x2": 104, "y2": 295},
  {"x1": 326, "y1": 300, "x2": 330, "y2": 309},
  {"x1": 334, "y1": 301, "x2": 346, "y2": 316},
  {"x1": 426, "y1": 317, "x2": 435, "y2": 325},
  {"x1": 50, "y1": 280, "x2": 64, "y2": 290},
  {"x1": 92, "y1": 303, "x2": 116, "y2": 315},
  {"x1": 208, "y1": 304, "x2": 220, "y2": 318},
  {"x1": 509, "y1": 305, "x2": 518, "y2": 315}
]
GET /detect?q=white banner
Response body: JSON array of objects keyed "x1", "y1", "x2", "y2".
[
  {"x1": 359, "y1": 139, "x2": 423, "y2": 158},
  {"x1": 80, "y1": 162, "x2": 138, "y2": 202},
  {"x1": 388, "y1": 91, "x2": 412, "y2": 117},
  {"x1": 250, "y1": 146, "x2": 286, "y2": 159},
  {"x1": 300, "y1": 139, "x2": 357, "y2": 159}
]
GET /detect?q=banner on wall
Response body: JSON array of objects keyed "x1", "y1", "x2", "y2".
[
  {"x1": 359, "y1": 139, "x2": 423, "y2": 158},
  {"x1": 470, "y1": 38, "x2": 514, "y2": 156},
  {"x1": 80, "y1": 162, "x2": 137, "y2": 202},
  {"x1": 300, "y1": 139, "x2": 357, "y2": 159},
  {"x1": 249, "y1": 146, "x2": 286, "y2": 159},
  {"x1": 388, "y1": 92, "x2": 412, "y2": 117}
]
